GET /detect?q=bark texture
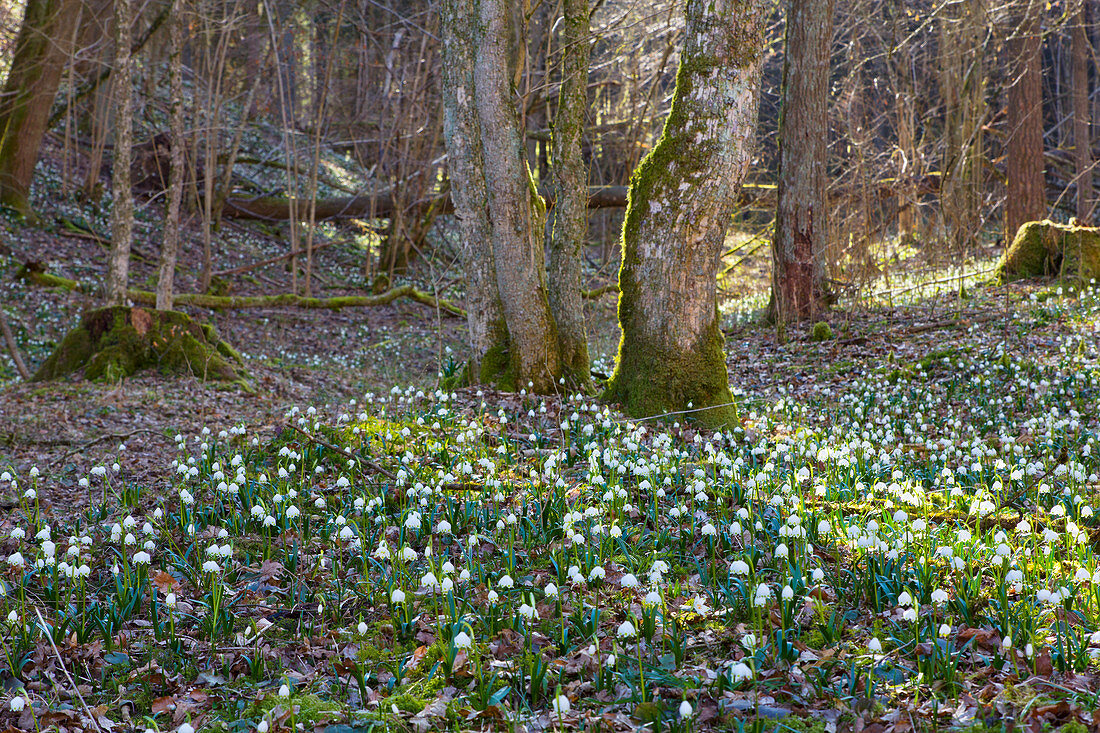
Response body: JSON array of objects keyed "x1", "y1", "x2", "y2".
[
  {"x1": 938, "y1": 0, "x2": 985, "y2": 251},
  {"x1": 440, "y1": 0, "x2": 512, "y2": 387},
  {"x1": 1005, "y1": 0, "x2": 1046, "y2": 238},
  {"x1": 770, "y1": 0, "x2": 833, "y2": 322},
  {"x1": 547, "y1": 0, "x2": 592, "y2": 387},
  {"x1": 106, "y1": 0, "x2": 134, "y2": 306},
  {"x1": 0, "y1": 0, "x2": 81, "y2": 216},
  {"x1": 605, "y1": 0, "x2": 768, "y2": 427},
  {"x1": 1072, "y1": 0, "x2": 1092, "y2": 222},
  {"x1": 474, "y1": 0, "x2": 561, "y2": 392},
  {"x1": 157, "y1": 0, "x2": 186, "y2": 311}
]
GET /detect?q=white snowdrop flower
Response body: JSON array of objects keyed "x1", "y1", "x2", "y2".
[
  {"x1": 441, "y1": 577, "x2": 454, "y2": 592},
  {"x1": 487, "y1": 589, "x2": 499, "y2": 603},
  {"x1": 421, "y1": 572, "x2": 439, "y2": 589},
  {"x1": 391, "y1": 589, "x2": 406, "y2": 603},
  {"x1": 782, "y1": 585, "x2": 795, "y2": 601},
  {"x1": 617, "y1": 620, "x2": 637, "y2": 638},
  {"x1": 931, "y1": 588, "x2": 949, "y2": 604},
  {"x1": 202, "y1": 560, "x2": 221, "y2": 573},
  {"x1": 519, "y1": 603, "x2": 538, "y2": 620},
  {"x1": 903, "y1": 608, "x2": 918, "y2": 622},
  {"x1": 453, "y1": 631, "x2": 473, "y2": 649},
  {"x1": 133, "y1": 551, "x2": 151, "y2": 565},
  {"x1": 178, "y1": 725, "x2": 195, "y2": 733},
  {"x1": 644, "y1": 590, "x2": 662, "y2": 606},
  {"x1": 775, "y1": 543, "x2": 789, "y2": 559},
  {"x1": 587, "y1": 566, "x2": 605, "y2": 582},
  {"x1": 357, "y1": 621, "x2": 369, "y2": 635},
  {"x1": 938, "y1": 623, "x2": 952, "y2": 638},
  {"x1": 401, "y1": 546, "x2": 418, "y2": 562},
  {"x1": 257, "y1": 721, "x2": 269, "y2": 733},
  {"x1": 620, "y1": 573, "x2": 639, "y2": 588},
  {"x1": 9, "y1": 696, "x2": 26, "y2": 712},
  {"x1": 552, "y1": 694, "x2": 570, "y2": 715},
  {"x1": 898, "y1": 591, "x2": 913, "y2": 607},
  {"x1": 811, "y1": 567, "x2": 825, "y2": 582},
  {"x1": 9, "y1": 528, "x2": 24, "y2": 540},
  {"x1": 6, "y1": 552, "x2": 24, "y2": 568},
  {"x1": 868, "y1": 637, "x2": 883, "y2": 652},
  {"x1": 278, "y1": 684, "x2": 290, "y2": 697},
  {"x1": 436, "y1": 520, "x2": 452, "y2": 535},
  {"x1": 545, "y1": 583, "x2": 559, "y2": 598},
  {"x1": 499, "y1": 574, "x2": 515, "y2": 588},
  {"x1": 679, "y1": 700, "x2": 693, "y2": 718}
]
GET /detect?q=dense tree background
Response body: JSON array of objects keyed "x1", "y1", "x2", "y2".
[{"x1": 0, "y1": 0, "x2": 1092, "y2": 410}]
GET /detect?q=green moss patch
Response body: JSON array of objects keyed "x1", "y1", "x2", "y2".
[
  {"x1": 32, "y1": 306, "x2": 251, "y2": 387},
  {"x1": 998, "y1": 219, "x2": 1100, "y2": 284}
]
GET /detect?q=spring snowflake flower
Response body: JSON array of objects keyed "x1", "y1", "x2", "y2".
[
  {"x1": 133, "y1": 551, "x2": 151, "y2": 565},
  {"x1": 6, "y1": 553, "x2": 24, "y2": 568},
  {"x1": 620, "y1": 574, "x2": 639, "y2": 588},
  {"x1": 729, "y1": 662, "x2": 753, "y2": 682},
  {"x1": 202, "y1": 560, "x2": 221, "y2": 573},
  {"x1": 552, "y1": 694, "x2": 570, "y2": 715},
  {"x1": 519, "y1": 603, "x2": 538, "y2": 620},
  {"x1": 868, "y1": 637, "x2": 883, "y2": 652},
  {"x1": 644, "y1": 590, "x2": 662, "y2": 606},
  {"x1": 679, "y1": 700, "x2": 693, "y2": 718},
  {"x1": 730, "y1": 560, "x2": 750, "y2": 576},
  {"x1": 498, "y1": 574, "x2": 514, "y2": 588},
  {"x1": 617, "y1": 620, "x2": 637, "y2": 638},
  {"x1": 9, "y1": 696, "x2": 25, "y2": 712},
  {"x1": 391, "y1": 589, "x2": 406, "y2": 603},
  {"x1": 453, "y1": 631, "x2": 472, "y2": 649},
  {"x1": 544, "y1": 583, "x2": 559, "y2": 598}
]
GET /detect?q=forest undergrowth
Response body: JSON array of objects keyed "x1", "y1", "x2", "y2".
[{"x1": 2, "y1": 274, "x2": 1100, "y2": 733}]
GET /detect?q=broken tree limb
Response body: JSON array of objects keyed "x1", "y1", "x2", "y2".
[
  {"x1": 0, "y1": 311, "x2": 30, "y2": 379},
  {"x1": 581, "y1": 283, "x2": 618, "y2": 299},
  {"x1": 18, "y1": 264, "x2": 466, "y2": 318},
  {"x1": 125, "y1": 285, "x2": 465, "y2": 317}
]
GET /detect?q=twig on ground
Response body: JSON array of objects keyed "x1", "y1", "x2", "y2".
[
  {"x1": 52, "y1": 428, "x2": 166, "y2": 466},
  {"x1": 33, "y1": 607, "x2": 105, "y2": 733},
  {"x1": 285, "y1": 422, "x2": 397, "y2": 480}
]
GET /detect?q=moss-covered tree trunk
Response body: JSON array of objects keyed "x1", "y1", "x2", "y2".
[
  {"x1": 547, "y1": 0, "x2": 592, "y2": 388},
  {"x1": 474, "y1": 0, "x2": 561, "y2": 393},
  {"x1": 605, "y1": 0, "x2": 768, "y2": 427},
  {"x1": 770, "y1": 0, "x2": 833, "y2": 323},
  {"x1": 107, "y1": 0, "x2": 134, "y2": 306},
  {"x1": 440, "y1": 0, "x2": 512, "y2": 386},
  {"x1": 157, "y1": 0, "x2": 186, "y2": 311},
  {"x1": 0, "y1": 0, "x2": 81, "y2": 216}
]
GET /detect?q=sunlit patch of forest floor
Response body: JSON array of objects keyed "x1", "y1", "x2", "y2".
[{"x1": 3, "y1": 225, "x2": 1100, "y2": 733}]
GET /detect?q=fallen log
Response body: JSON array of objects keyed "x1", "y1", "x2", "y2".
[{"x1": 222, "y1": 185, "x2": 631, "y2": 222}]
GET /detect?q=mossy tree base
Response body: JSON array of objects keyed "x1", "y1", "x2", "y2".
[
  {"x1": 998, "y1": 219, "x2": 1100, "y2": 284},
  {"x1": 603, "y1": 321, "x2": 739, "y2": 430},
  {"x1": 33, "y1": 306, "x2": 250, "y2": 386}
]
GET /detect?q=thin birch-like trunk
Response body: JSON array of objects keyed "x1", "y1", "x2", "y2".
[{"x1": 157, "y1": 0, "x2": 186, "y2": 311}]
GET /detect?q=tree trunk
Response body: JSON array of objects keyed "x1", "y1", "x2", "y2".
[
  {"x1": 106, "y1": 0, "x2": 134, "y2": 306},
  {"x1": 474, "y1": 0, "x2": 561, "y2": 393},
  {"x1": 0, "y1": 0, "x2": 81, "y2": 217},
  {"x1": 770, "y1": 0, "x2": 834, "y2": 323},
  {"x1": 440, "y1": 0, "x2": 511, "y2": 386},
  {"x1": 547, "y1": 0, "x2": 592, "y2": 387},
  {"x1": 605, "y1": 0, "x2": 768, "y2": 427},
  {"x1": 157, "y1": 0, "x2": 186, "y2": 311},
  {"x1": 938, "y1": 0, "x2": 986, "y2": 252},
  {"x1": 1072, "y1": 0, "x2": 1092, "y2": 222},
  {"x1": 1005, "y1": 0, "x2": 1046, "y2": 238}
]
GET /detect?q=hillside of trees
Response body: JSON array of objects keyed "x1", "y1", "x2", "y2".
[{"x1": 1, "y1": 1, "x2": 1100, "y2": 731}]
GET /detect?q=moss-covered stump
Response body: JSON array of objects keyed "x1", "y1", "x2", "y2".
[
  {"x1": 998, "y1": 219, "x2": 1100, "y2": 284},
  {"x1": 32, "y1": 306, "x2": 250, "y2": 386}
]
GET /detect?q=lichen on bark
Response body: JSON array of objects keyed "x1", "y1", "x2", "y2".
[{"x1": 605, "y1": 0, "x2": 769, "y2": 428}]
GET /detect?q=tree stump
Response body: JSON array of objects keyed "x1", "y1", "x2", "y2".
[
  {"x1": 997, "y1": 219, "x2": 1100, "y2": 284},
  {"x1": 33, "y1": 306, "x2": 250, "y2": 387}
]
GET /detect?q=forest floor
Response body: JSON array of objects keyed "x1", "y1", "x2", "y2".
[{"x1": 2, "y1": 169, "x2": 1099, "y2": 732}]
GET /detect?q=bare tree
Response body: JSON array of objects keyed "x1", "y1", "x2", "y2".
[
  {"x1": 157, "y1": 0, "x2": 187, "y2": 311},
  {"x1": 1005, "y1": 0, "x2": 1046, "y2": 238},
  {"x1": 0, "y1": 0, "x2": 81, "y2": 217},
  {"x1": 106, "y1": 0, "x2": 134, "y2": 306},
  {"x1": 441, "y1": 0, "x2": 511, "y2": 385},
  {"x1": 770, "y1": 0, "x2": 834, "y2": 323},
  {"x1": 548, "y1": 0, "x2": 592, "y2": 387},
  {"x1": 605, "y1": 0, "x2": 769, "y2": 426},
  {"x1": 1072, "y1": 0, "x2": 1092, "y2": 222},
  {"x1": 473, "y1": 0, "x2": 561, "y2": 392}
]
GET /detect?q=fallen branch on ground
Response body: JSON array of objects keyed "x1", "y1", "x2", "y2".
[
  {"x1": 18, "y1": 265, "x2": 466, "y2": 318},
  {"x1": 0, "y1": 311, "x2": 30, "y2": 379}
]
